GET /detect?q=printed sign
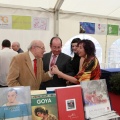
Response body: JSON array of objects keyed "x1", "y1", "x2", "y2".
[
  {"x1": 0, "y1": 15, "x2": 12, "y2": 29},
  {"x1": 32, "y1": 17, "x2": 49, "y2": 30}
]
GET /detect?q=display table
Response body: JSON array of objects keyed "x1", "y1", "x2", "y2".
[
  {"x1": 101, "y1": 68, "x2": 120, "y2": 73},
  {"x1": 109, "y1": 92, "x2": 120, "y2": 115},
  {"x1": 100, "y1": 68, "x2": 120, "y2": 91}
]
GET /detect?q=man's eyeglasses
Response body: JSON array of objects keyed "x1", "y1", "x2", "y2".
[
  {"x1": 35, "y1": 46, "x2": 45, "y2": 50},
  {"x1": 52, "y1": 46, "x2": 61, "y2": 50}
]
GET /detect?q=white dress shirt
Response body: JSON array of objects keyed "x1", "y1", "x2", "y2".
[
  {"x1": 29, "y1": 51, "x2": 52, "y2": 77},
  {"x1": 29, "y1": 51, "x2": 36, "y2": 68},
  {"x1": 0, "y1": 48, "x2": 18, "y2": 86},
  {"x1": 49, "y1": 53, "x2": 58, "y2": 69}
]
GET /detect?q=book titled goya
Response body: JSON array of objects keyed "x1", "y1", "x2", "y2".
[
  {"x1": 55, "y1": 86, "x2": 85, "y2": 120},
  {"x1": 0, "y1": 86, "x2": 32, "y2": 120},
  {"x1": 80, "y1": 79, "x2": 111, "y2": 119},
  {"x1": 31, "y1": 93, "x2": 58, "y2": 120}
]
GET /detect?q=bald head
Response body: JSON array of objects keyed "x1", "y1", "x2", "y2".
[
  {"x1": 28, "y1": 40, "x2": 43, "y2": 50},
  {"x1": 12, "y1": 42, "x2": 20, "y2": 46},
  {"x1": 12, "y1": 42, "x2": 20, "y2": 51},
  {"x1": 28, "y1": 40, "x2": 45, "y2": 59}
]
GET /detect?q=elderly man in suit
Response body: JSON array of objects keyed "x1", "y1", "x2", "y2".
[
  {"x1": 12, "y1": 42, "x2": 24, "y2": 53},
  {"x1": 7, "y1": 40, "x2": 52, "y2": 90},
  {"x1": 40, "y1": 37, "x2": 75, "y2": 90}
]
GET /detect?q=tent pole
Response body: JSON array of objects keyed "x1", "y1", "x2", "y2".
[
  {"x1": 105, "y1": 19, "x2": 108, "y2": 68},
  {"x1": 54, "y1": 0, "x2": 64, "y2": 36},
  {"x1": 54, "y1": 10, "x2": 59, "y2": 37}
]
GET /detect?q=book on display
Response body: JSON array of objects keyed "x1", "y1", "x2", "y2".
[
  {"x1": 89, "y1": 110, "x2": 120, "y2": 120},
  {"x1": 55, "y1": 86, "x2": 85, "y2": 120},
  {"x1": 0, "y1": 86, "x2": 32, "y2": 120},
  {"x1": 46, "y1": 86, "x2": 65, "y2": 94},
  {"x1": 31, "y1": 93, "x2": 58, "y2": 120},
  {"x1": 31, "y1": 90, "x2": 46, "y2": 95},
  {"x1": 80, "y1": 79, "x2": 111, "y2": 119}
]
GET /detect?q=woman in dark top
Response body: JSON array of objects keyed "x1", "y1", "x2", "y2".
[{"x1": 71, "y1": 38, "x2": 81, "y2": 74}]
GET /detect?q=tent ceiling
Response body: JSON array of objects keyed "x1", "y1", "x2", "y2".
[
  {"x1": 0, "y1": 0, "x2": 120, "y2": 19},
  {"x1": 60, "y1": 0, "x2": 120, "y2": 19},
  {"x1": 0, "y1": 0, "x2": 57, "y2": 11}
]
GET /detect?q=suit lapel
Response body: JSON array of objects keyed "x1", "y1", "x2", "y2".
[
  {"x1": 36, "y1": 59, "x2": 41, "y2": 79},
  {"x1": 46, "y1": 52, "x2": 52, "y2": 70},
  {"x1": 47, "y1": 52, "x2": 51, "y2": 62},
  {"x1": 25, "y1": 52, "x2": 36, "y2": 79},
  {"x1": 56, "y1": 53, "x2": 63, "y2": 66}
]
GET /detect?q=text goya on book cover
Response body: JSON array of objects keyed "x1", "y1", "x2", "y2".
[{"x1": 31, "y1": 93, "x2": 58, "y2": 120}]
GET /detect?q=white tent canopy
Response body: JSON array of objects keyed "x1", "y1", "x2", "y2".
[
  {"x1": 0, "y1": 0, "x2": 120, "y2": 68},
  {"x1": 0, "y1": 0, "x2": 120, "y2": 19}
]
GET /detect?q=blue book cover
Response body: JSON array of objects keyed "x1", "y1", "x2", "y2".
[{"x1": 0, "y1": 86, "x2": 32, "y2": 120}]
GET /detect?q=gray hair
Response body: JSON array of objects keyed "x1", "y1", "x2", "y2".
[
  {"x1": 16, "y1": 42, "x2": 20, "y2": 47},
  {"x1": 12, "y1": 42, "x2": 20, "y2": 47},
  {"x1": 28, "y1": 40, "x2": 41, "y2": 51},
  {"x1": 27, "y1": 43, "x2": 32, "y2": 51}
]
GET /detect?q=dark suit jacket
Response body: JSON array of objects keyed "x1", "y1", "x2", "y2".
[
  {"x1": 17, "y1": 48, "x2": 24, "y2": 53},
  {"x1": 40, "y1": 52, "x2": 75, "y2": 90},
  {"x1": 7, "y1": 52, "x2": 51, "y2": 90}
]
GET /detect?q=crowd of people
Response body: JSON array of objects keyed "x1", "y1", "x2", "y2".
[
  {"x1": 0, "y1": 37, "x2": 101, "y2": 120},
  {"x1": 0, "y1": 37, "x2": 101, "y2": 90}
]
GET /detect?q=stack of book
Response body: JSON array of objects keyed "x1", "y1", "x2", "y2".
[
  {"x1": 0, "y1": 79, "x2": 119, "y2": 120},
  {"x1": 31, "y1": 90, "x2": 46, "y2": 95},
  {"x1": 89, "y1": 110, "x2": 120, "y2": 120},
  {"x1": 46, "y1": 86, "x2": 65, "y2": 94}
]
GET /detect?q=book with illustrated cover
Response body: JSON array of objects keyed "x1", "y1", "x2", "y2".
[
  {"x1": 0, "y1": 86, "x2": 32, "y2": 120},
  {"x1": 31, "y1": 93, "x2": 58, "y2": 120},
  {"x1": 80, "y1": 79, "x2": 111, "y2": 119},
  {"x1": 55, "y1": 86, "x2": 85, "y2": 120}
]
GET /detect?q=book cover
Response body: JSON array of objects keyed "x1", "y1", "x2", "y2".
[
  {"x1": 80, "y1": 79, "x2": 111, "y2": 119},
  {"x1": 55, "y1": 86, "x2": 85, "y2": 120},
  {"x1": 31, "y1": 90, "x2": 46, "y2": 95},
  {"x1": 90, "y1": 110, "x2": 120, "y2": 120},
  {"x1": 31, "y1": 93, "x2": 58, "y2": 120},
  {"x1": 46, "y1": 87, "x2": 65, "y2": 94},
  {"x1": 0, "y1": 86, "x2": 32, "y2": 120}
]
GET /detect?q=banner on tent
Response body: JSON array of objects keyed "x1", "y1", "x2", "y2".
[
  {"x1": 80, "y1": 22, "x2": 119, "y2": 36},
  {"x1": 107, "y1": 24, "x2": 119, "y2": 35},
  {"x1": 31, "y1": 17, "x2": 49, "y2": 30},
  {"x1": 80, "y1": 22, "x2": 95, "y2": 34},
  {"x1": 95, "y1": 23, "x2": 107, "y2": 35},
  {"x1": 118, "y1": 25, "x2": 120, "y2": 35},
  {"x1": 0, "y1": 15, "x2": 12, "y2": 29},
  {"x1": 12, "y1": 15, "x2": 31, "y2": 30},
  {"x1": 0, "y1": 15, "x2": 49, "y2": 31}
]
